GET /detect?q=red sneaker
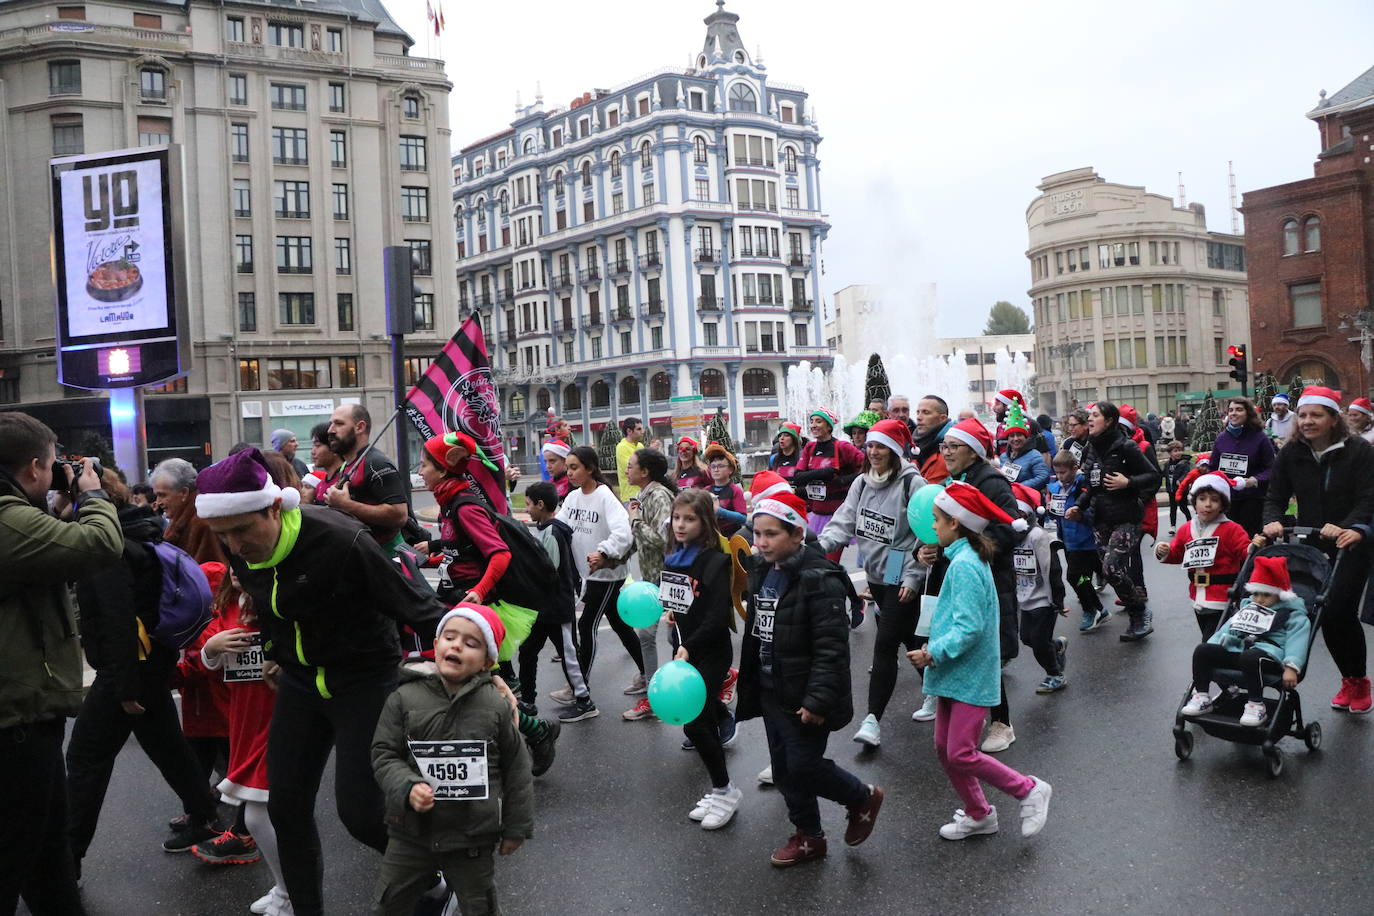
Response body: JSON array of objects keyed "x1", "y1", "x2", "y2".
[
  {"x1": 1332, "y1": 677, "x2": 1356, "y2": 711},
  {"x1": 844, "y1": 784, "x2": 885, "y2": 846},
  {"x1": 192, "y1": 830, "x2": 260, "y2": 866},
  {"x1": 718, "y1": 668, "x2": 739, "y2": 704},
  {"x1": 769, "y1": 831, "x2": 827, "y2": 867},
  {"x1": 1348, "y1": 677, "x2": 1373, "y2": 714}
]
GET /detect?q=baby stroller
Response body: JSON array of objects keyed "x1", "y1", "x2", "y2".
[{"x1": 1171, "y1": 526, "x2": 1342, "y2": 777}]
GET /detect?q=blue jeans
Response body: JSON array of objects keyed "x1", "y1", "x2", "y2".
[{"x1": 759, "y1": 689, "x2": 867, "y2": 837}]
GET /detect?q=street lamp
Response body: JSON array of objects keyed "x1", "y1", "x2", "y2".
[
  {"x1": 1050, "y1": 341, "x2": 1086, "y2": 413},
  {"x1": 1337, "y1": 308, "x2": 1374, "y2": 395}
]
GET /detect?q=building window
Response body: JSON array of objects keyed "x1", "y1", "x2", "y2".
[
  {"x1": 231, "y1": 122, "x2": 250, "y2": 161},
  {"x1": 52, "y1": 118, "x2": 83, "y2": 156},
  {"x1": 268, "y1": 21, "x2": 304, "y2": 48},
  {"x1": 564, "y1": 384, "x2": 581, "y2": 410},
  {"x1": 278, "y1": 292, "x2": 315, "y2": 325},
  {"x1": 414, "y1": 293, "x2": 435, "y2": 331},
  {"x1": 400, "y1": 135, "x2": 427, "y2": 171},
  {"x1": 1206, "y1": 241, "x2": 1245, "y2": 271},
  {"x1": 328, "y1": 82, "x2": 345, "y2": 113},
  {"x1": 270, "y1": 83, "x2": 306, "y2": 111},
  {"x1": 57, "y1": 5, "x2": 85, "y2": 20},
  {"x1": 271, "y1": 126, "x2": 308, "y2": 164},
  {"x1": 137, "y1": 117, "x2": 170, "y2": 147},
  {"x1": 140, "y1": 68, "x2": 167, "y2": 101},
  {"x1": 329, "y1": 130, "x2": 347, "y2": 167},
  {"x1": 227, "y1": 72, "x2": 248, "y2": 105},
  {"x1": 232, "y1": 180, "x2": 251, "y2": 217},
  {"x1": 650, "y1": 325, "x2": 663, "y2": 349},
  {"x1": 401, "y1": 187, "x2": 429, "y2": 222},
  {"x1": 610, "y1": 151, "x2": 621, "y2": 179},
  {"x1": 640, "y1": 141, "x2": 652, "y2": 168},
  {"x1": 689, "y1": 89, "x2": 705, "y2": 111},
  {"x1": 612, "y1": 192, "x2": 624, "y2": 214},
  {"x1": 1282, "y1": 219, "x2": 1299, "y2": 256},
  {"x1": 238, "y1": 358, "x2": 260, "y2": 390},
  {"x1": 402, "y1": 94, "x2": 422, "y2": 119},
  {"x1": 784, "y1": 147, "x2": 797, "y2": 173},
  {"x1": 234, "y1": 234, "x2": 253, "y2": 272},
  {"x1": 338, "y1": 356, "x2": 359, "y2": 387},
  {"x1": 636, "y1": 96, "x2": 650, "y2": 117},
  {"x1": 1289, "y1": 282, "x2": 1322, "y2": 328},
  {"x1": 591, "y1": 378, "x2": 609, "y2": 406},
  {"x1": 334, "y1": 238, "x2": 351, "y2": 275},
  {"x1": 327, "y1": 28, "x2": 344, "y2": 53},
  {"x1": 275, "y1": 236, "x2": 312, "y2": 273},
  {"x1": 703, "y1": 323, "x2": 718, "y2": 346},
  {"x1": 743, "y1": 367, "x2": 777, "y2": 396},
  {"x1": 332, "y1": 183, "x2": 349, "y2": 219},
  {"x1": 620, "y1": 376, "x2": 639, "y2": 405},
  {"x1": 695, "y1": 178, "x2": 711, "y2": 201},
  {"x1": 650, "y1": 372, "x2": 671, "y2": 400},
  {"x1": 408, "y1": 239, "x2": 432, "y2": 275},
  {"x1": 226, "y1": 16, "x2": 245, "y2": 41},
  {"x1": 694, "y1": 136, "x2": 708, "y2": 163},
  {"x1": 728, "y1": 83, "x2": 757, "y2": 112},
  {"x1": 1303, "y1": 216, "x2": 1321, "y2": 252},
  {"x1": 272, "y1": 180, "x2": 309, "y2": 218},
  {"x1": 49, "y1": 60, "x2": 80, "y2": 96},
  {"x1": 642, "y1": 183, "x2": 655, "y2": 205},
  {"x1": 238, "y1": 292, "x2": 256, "y2": 332},
  {"x1": 700, "y1": 368, "x2": 726, "y2": 397},
  {"x1": 581, "y1": 161, "x2": 592, "y2": 187},
  {"x1": 267, "y1": 358, "x2": 331, "y2": 390}
]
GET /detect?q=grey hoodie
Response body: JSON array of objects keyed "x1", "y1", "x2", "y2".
[{"x1": 818, "y1": 462, "x2": 925, "y2": 590}]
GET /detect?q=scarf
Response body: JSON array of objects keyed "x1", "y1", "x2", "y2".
[
  {"x1": 665, "y1": 542, "x2": 703, "y2": 568},
  {"x1": 246, "y1": 507, "x2": 302, "y2": 570},
  {"x1": 431, "y1": 475, "x2": 470, "y2": 509},
  {"x1": 913, "y1": 420, "x2": 949, "y2": 461},
  {"x1": 1225, "y1": 423, "x2": 1245, "y2": 437}
]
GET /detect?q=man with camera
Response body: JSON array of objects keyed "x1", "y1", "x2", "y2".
[{"x1": 0, "y1": 412, "x2": 123, "y2": 915}]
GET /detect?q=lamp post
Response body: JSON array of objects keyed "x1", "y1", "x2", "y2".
[
  {"x1": 1337, "y1": 309, "x2": 1374, "y2": 396},
  {"x1": 1050, "y1": 342, "x2": 1086, "y2": 415}
]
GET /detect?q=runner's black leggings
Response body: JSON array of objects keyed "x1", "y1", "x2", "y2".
[
  {"x1": 682, "y1": 649, "x2": 732, "y2": 788},
  {"x1": 1065, "y1": 549, "x2": 1103, "y2": 613},
  {"x1": 1319, "y1": 545, "x2": 1370, "y2": 678},
  {"x1": 868, "y1": 583, "x2": 922, "y2": 720},
  {"x1": 1192, "y1": 644, "x2": 1275, "y2": 700},
  {"x1": 575, "y1": 578, "x2": 643, "y2": 684}
]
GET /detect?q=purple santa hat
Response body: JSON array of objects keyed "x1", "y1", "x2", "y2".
[{"x1": 195, "y1": 448, "x2": 302, "y2": 518}]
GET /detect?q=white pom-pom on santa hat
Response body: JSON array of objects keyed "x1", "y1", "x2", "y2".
[{"x1": 1245, "y1": 555, "x2": 1297, "y2": 602}]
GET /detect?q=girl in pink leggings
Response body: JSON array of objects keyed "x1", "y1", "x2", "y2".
[{"x1": 909, "y1": 482, "x2": 1053, "y2": 841}]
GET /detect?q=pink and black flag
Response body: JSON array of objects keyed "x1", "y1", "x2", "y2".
[{"x1": 404, "y1": 316, "x2": 509, "y2": 514}]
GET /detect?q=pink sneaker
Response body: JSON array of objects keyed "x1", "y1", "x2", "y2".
[{"x1": 622, "y1": 697, "x2": 655, "y2": 721}]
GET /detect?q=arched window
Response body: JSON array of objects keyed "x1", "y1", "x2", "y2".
[
  {"x1": 728, "y1": 83, "x2": 757, "y2": 112},
  {"x1": 699, "y1": 368, "x2": 725, "y2": 398},
  {"x1": 509, "y1": 391, "x2": 525, "y2": 416},
  {"x1": 619, "y1": 376, "x2": 640, "y2": 405},
  {"x1": 498, "y1": 190, "x2": 509, "y2": 215},
  {"x1": 650, "y1": 371, "x2": 671, "y2": 401},
  {"x1": 1304, "y1": 215, "x2": 1321, "y2": 252},
  {"x1": 563, "y1": 383, "x2": 581, "y2": 411},
  {"x1": 1282, "y1": 219, "x2": 1299, "y2": 256},
  {"x1": 734, "y1": 50, "x2": 747, "y2": 64},
  {"x1": 1287, "y1": 358, "x2": 1339, "y2": 390},
  {"x1": 784, "y1": 147, "x2": 797, "y2": 174},
  {"x1": 581, "y1": 160, "x2": 592, "y2": 187},
  {"x1": 591, "y1": 379, "x2": 610, "y2": 408},
  {"x1": 694, "y1": 136, "x2": 708, "y2": 164},
  {"x1": 522, "y1": 137, "x2": 535, "y2": 155},
  {"x1": 697, "y1": 54, "x2": 707, "y2": 70},
  {"x1": 609, "y1": 150, "x2": 621, "y2": 179},
  {"x1": 640, "y1": 141, "x2": 652, "y2": 168},
  {"x1": 742, "y1": 368, "x2": 776, "y2": 396},
  {"x1": 475, "y1": 198, "x2": 486, "y2": 224},
  {"x1": 536, "y1": 388, "x2": 551, "y2": 412}
]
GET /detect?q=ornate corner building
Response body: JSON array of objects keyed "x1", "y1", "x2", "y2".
[
  {"x1": 451, "y1": 2, "x2": 831, "y2": 453},
  {"x1": 0, "y1": 0, "x2": 455, "y2": 462},
  {"x1": 1241, "y1": 63, "x2": 1374, "y2": 397}
]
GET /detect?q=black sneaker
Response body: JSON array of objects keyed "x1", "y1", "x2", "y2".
[
  {"x1": 718, "y1": 709, "x2": 738, "y2": 748},
  {"x1": 557, "y1": 697, "x2": 599, "y2": 723},
  {"x1": 191, "y1": 830, "x2": 261, "y2": 866},
  {"x1": 517, "y1": 700, "x2": 538, "y2": 718},
  {"x1": 528, "y1": 719, "x2": 561, "y2": 777},
  {"x1": 163, "y1": 819, "x2": 223, "y2": 853}
]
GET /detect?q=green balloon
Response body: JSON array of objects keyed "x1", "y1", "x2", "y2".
[
  {"x1": 617, "y1": 580, "x2": 662, "y2": 628},
  {"x1": 907, "y1": 482, "x2": 945, "y2": 544},
  {"x1": 647, "y1": 659, "x2": 707, "y2": 725}
]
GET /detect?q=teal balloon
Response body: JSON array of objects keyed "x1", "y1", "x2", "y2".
[
  {"x1": 908, "y1": 483, "x2": 944, "y2": 544},
  {"x1": 617, "y1": 580, "x2": 662, "y2": 628},
  {"x1": 648, "y1": 660, "x2": 707, "y2": 725}
]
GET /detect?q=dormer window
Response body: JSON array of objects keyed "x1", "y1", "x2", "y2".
[
  {"x1": 728, "y1": 83, "x2": 756, "y2": 112},
  {"x1": 734, "y1": 50, "x2": 747, "y2": 64}
]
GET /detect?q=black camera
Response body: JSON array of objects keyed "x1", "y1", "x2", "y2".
[{"x1": 50, "y1": 455, "x2": 102, "y2": 491}]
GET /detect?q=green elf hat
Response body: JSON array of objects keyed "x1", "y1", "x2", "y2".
[
  {"x1": 810, "y1": 407, "x2": 840, "y2": 430},
  {"x1": 843, "y1": 410, "x2": 880, "y2": 434}
]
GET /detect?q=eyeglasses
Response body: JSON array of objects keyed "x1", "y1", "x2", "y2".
[{"x1": 939, "y1": 441, "x2": 967, "y2": 452}]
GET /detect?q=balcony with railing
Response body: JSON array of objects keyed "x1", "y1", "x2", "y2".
[
  {"x1": 695, "y1": 248, "x2": 720, "y2": 264},
  {"x1": 790, "y1": 298, "x2": 815, "y2": 313},
  {"x1": 697, "y1": 296, "x2": 723, "y2": 311},
  {"x1": 554, "y1": 318, "x2": 576, "y2": 334},
  {"x1": 610, "y1": 305, "x2": 633, "y2": 323},
  {"x1": 584, "y1": 311, "x2": 604, "y2": 328},
  {"x1": 579, "y1": 266, "x2": 601, "y2": 285},
  {"x1": 787, "y1": 253, "x2": 812, "y2": 269},
  {"x1": 730, "y1": 156, "x2": 774, "y2": 169},
  {"x1": 473, "y1": 292, "x2": 493, "y2": 308},
  {"x1": 638, "y1": 251, "x2": 662, "y2": 273},
  {"x1": 498, "y1": 288, "x2": 514, "y2": 304},
  {"x1": 608, "y1": 258, "x2": 631, "y2": 277},
  {"x1": 639, "y1": 299, "x2": 664, "y2": 319},
  {"x1": 553, "y1": 271, "x2": 574, "y2": 290}
]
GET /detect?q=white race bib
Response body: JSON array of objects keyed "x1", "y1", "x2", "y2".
[
  {"x1": 1219, "y1": 452, "x2": 1249, "y2": 476},
  {"x1": 1013, "y1": 547, "x2": 1037, "y2": 574},
  {"x1": 1069, "y1": 441, "x2": 1084, "y2": 462},
  {"x1": 753, "y1": 595, "x2": 777, "y2": 641},
  {"x1": 224, "y1": 633, "x2": 265, "y2": 683},
  {"x1": 805, "y1": 482, "x2": 828, "y2": 502},
  {"x1": 409, "y1": 740, "x2": 489, "y2": 801},
  {"x1": 1000, "y1": 462, "x2": 1021, "y2": 482},
  {"x1": 658, "y1": 571, "x2": 693, "y2": 615},
  {"x1": 857, "y1": 507, "x2": 897, "y2": 545},
  {"x1": 1182, "y1": 536, "x2": 1219, "y2": 570},
  {"x1": 1228, "y1": 604, "x2": 1277, "y2": 636},
  {"x1": 1048, "y1": 494, "x2": 1067, "y2": 517},
  {"x1": 1089, "y1": 466, "x2": 1102, "y2": 488}
]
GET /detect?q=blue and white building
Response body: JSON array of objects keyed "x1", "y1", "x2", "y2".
[{"x1": 451, "y1": 2, "x2": 830, "y2": 453}]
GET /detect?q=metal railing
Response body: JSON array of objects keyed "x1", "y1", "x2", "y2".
[{"x1": 698, "y1": 296, "x2": 723, "y2": 311}]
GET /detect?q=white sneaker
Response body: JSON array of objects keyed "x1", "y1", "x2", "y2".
[
  {"x1": 1019, "y1": 777, "x2": 1052, "y2": 837},
  {"x1": 700, "y1": 786, "x2": 743, "y2": 830},
  {"x1": 1239, "y1": 700, "x2": 1268, "y2": 727},
  {"x1": 548, "y1": 686, "x2": 574, "y2": 704},
  {"x1": 911, "y1": 695, "x2": 938, "y2": 722},
  {"x1": 1181, "y1": 690, "x2": 1214, "y2": 717},
  {"x1": 688, "y1": 793, "x2": 713, "y2": 822},
  {"x1": 757, "y1": 765, "x2": 773, "y2": 786},
  {"x1": 852, "y1": 713, "x2": 881, "y2": 747},
  {"x1": 939, "y1": 806, "x2": 999, "y2": 840},
  {"x1": 981, "y1": 722, "x2": 1016, "y2": 753},
  {"x1": 250, "y1": 889, "x2": 276, "y2": 915},
  {"x1": 623, "y1": 673, "x2": 647, "y2": 696}
]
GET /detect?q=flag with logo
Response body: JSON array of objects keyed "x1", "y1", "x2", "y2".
[{"x1": 404, "y1": 316, "x2": 509, "y2": 514}]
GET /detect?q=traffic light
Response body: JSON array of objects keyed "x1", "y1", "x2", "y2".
[
  {"x1": 1228, "y1": 344, "x2": 1248, "y2": 384},
  {"x1": 383, "y1": 245, "x2": 420, "y2": 335}
]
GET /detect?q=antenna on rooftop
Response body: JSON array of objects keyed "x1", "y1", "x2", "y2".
[
  {"x1": 1177, "y1": 172, "x2": 1186, "y2": 208},
  {"x1": 1228, "y1": 161, "x2": 1240, "y2": 234}
]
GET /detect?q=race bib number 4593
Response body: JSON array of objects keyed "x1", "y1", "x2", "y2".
[{"x1": 409, "y1": 740, "x2": 489, "y2": 801}]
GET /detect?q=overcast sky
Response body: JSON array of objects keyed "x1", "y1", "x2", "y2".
[{"x1": 392, "y1": 0, "x2": 1374, "y2": 338}]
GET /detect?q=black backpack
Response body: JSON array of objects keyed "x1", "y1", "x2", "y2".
[{"x1": 440, "y1": 493, "x2": 558, "y2": 614}]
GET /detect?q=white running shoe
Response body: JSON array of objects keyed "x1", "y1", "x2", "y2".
[
  {"x1": 757, "y1": 765, "x2": 774, "y2": 786},
  {"x1": 939, "y1": 806, "x2": 999, "y2": 840},
  {"x1": 852, "y1": 713, "x2": 881, "y2": 747},
  {"x1": 1239, "y1": 700, "x2": 1268, "y2": 727},
  {"x1": 981, "y1": 722, "x2": 1015, "y2": 753},
  {"x1": 1181, "y1": 690, "x2": 1214, "y2": 717},
  {"x1": 911, "y1": 695, "x2": 938, "y2": 722},
  {"x1": 250, "y1": 890, "x2": 276, "y2": 916},
  {"x1": 1019, "y1": 777, "x2": 1052, "y2": 837},
  {"x1": 700, "y1": 787, "x2": 743, "y2": 830},
  {"x1": 688, "y1": 793, "x2": 714, "y2": 822},
  {"x1": 548, "y1": 686, "x2": 574, "y2": 704}
]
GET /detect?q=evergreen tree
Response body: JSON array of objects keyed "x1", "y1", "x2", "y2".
[
  {"x1": 597, "y1": 424, "x2": 622, "y2": 486},
  {"x1": 1253, "y1": 371, "x2": 1278, "y2": 419},
  {"x1": 1191, "y1": 391, "x2": 1222, "y2": 453},
  {"x1": 1286, "y1": 373, "x2": 1305, "y2": 404},
  {"x1": 864, "y1": 353, "x2": 891, "y2": 409},
  {"x1": 702, "y1": 407, "x2": 741, "y2": 482}
]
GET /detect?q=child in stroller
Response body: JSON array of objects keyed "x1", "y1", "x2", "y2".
[{"x1": 1181, "y1": 555, "x2": 1311, "y2": 728}]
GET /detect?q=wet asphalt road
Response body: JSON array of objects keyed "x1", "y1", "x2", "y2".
[{"x1": 40, "y1": 519, "x2": 1374, "y2": 916}]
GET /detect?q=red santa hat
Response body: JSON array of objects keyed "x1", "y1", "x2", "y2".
[
  {"x1": 865, "y1": 418, "x2": 912, "y2": 458},
  {"x1": 1350, "y1": 397, "x2": 1374, "y2": 418},
  {"x1": 196, "y1": 448, "x2": 302, "y2": 518},
  {"x1": 1298, "y1": 386, "x2": 1342, "y2": 412},
  {"x1": 1245, "y1": 555, "x2": 1297, "y2": 602},
  {"x1": 541, "y1": 438, "x2": 571, "y2": 459},
  {"x1": 436, "y1": 603, "x2": 506, "y2": 663},
  {"x1": 994, "y1": 389, "x2": 1025, "y2": 409},
  {"x1": 933, "y1": 481, "x2": 1014, "y2": 533},
  {"x1": 809, "y1": 407, "x2": 839, "y2": 430},
  {"x1": 751, "y1": 491, "x2": 808, "y2": 529},
  {"x1": 1189, "y1": 472, "x2": 1234, "y2": 505},
  {"x1": 747, "y1": 469, "x2": 793, "y2": 506},
  {"x1": 1194, "y1": 453, "x2": 1211, "y2": 468},
  {"x1": 1012, "y1": 482, "x2": 1042, "y2": 517},
  {"x1": 1118, "y1": 403, "x2": 1139, "y2": 431},
  {"x1": 677, "y1": 436, "x2": 702, "y2": 454},
  {"x1": 945, "y1": 418, "x2": 994, "y2": 459}
]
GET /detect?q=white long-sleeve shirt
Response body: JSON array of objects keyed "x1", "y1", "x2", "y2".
[{"x1": 557, "y1": 483, "x2": 633, "y2": 583}]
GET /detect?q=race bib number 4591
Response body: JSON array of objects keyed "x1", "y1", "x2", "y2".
[
  {"x1": 224, "y1": 633, "x2": 265, "y2": 683},
  {"x1": 409, "y1": 740, "x2": 489, "y2": 801}
]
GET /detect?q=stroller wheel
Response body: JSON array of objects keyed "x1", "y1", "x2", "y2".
[
  {"x1": 1173, "y1": 730, "x2": 1193, "y2": 761},
  {"x1": 1304, "y1": 721, "x2": 1322, "y2": 752},
  {"x1": 1264, "y1": 747, "x2": 1284, "y2": 778}
]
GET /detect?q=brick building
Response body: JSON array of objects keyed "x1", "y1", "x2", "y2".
[{"x1": 1241, "y1": 64, "x2": 1374, "y2": 396}]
